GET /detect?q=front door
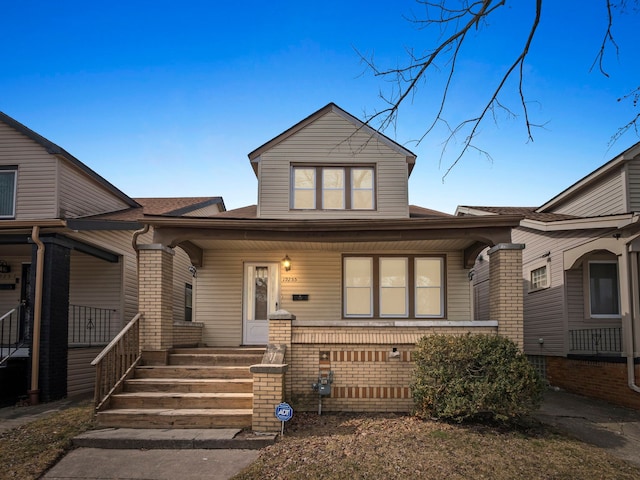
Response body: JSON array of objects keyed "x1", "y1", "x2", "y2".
[{"x1": 243, "y1": 262, "x2": 279, "y2": 345}]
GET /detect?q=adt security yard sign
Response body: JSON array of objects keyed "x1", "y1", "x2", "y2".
[{"x1": 275, "y1": 402, "x2": 293, "y2": 435}]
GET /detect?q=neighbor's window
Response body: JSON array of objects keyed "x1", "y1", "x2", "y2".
[
  {"x1": 589, "y1": 261, "x2": 620, "y2": 317},
  {"x1": 0, "y1": 168, "x2": 17, "y2": 219},
  {"x1": 343, "y1": 255, "x2": 444, "y2": 318},
  {"x1": 185, "y1": 283, "x2": 193, "y2": 322},
  {"x1": 292, "y1": 165, "x2": 375, "y2": 210},
  {"x1": 530, "y1": 265, "x2": 549, "y2": 291}
]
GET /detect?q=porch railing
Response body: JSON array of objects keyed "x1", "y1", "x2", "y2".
[
  {"x1": 69, "y1": 304, "x2": 116, "y2": 346},
  {"x1": 91, "y1": 313, "x2": 141, "y2": 411},
  {"x1": 0, "y1": 305, "x2": 24, "y2": 367},
  {"x1": 569, "y1": 327, "x2": 622, "y2": 354}
]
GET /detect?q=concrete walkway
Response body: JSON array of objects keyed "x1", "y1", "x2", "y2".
[
  {"x1": 535, "y1": 388, "x2": 640, "y2": 468},
  {"x1": 2, "y1": 388, "x2": 640, "y2": 479}
]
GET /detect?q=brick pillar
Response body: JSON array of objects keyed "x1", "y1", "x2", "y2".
[
  {"x1": 488, "y1": 243, "x2": 525, "y2": 349},
  {"x1": 138, "y1": 244, "x2": 174, "y2": 352},
  {"x1": 268, "y1": 311, "x2": 294, "y2": 399},
  {"x1": 250, "y1": 364, "x2": 288, "y2": 432},
  {"x1": 34, "y1": 241, "x2": 70, "y2": 402}
]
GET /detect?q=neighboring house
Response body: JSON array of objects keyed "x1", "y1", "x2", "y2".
[
  {"x1": 0, "y1": 111, "x2": 223, "y2": 405},
  {"x1": 129, "y1": 103, "x2": 526, "y2": 429},
  {"x1": 457, "y1": 142, "x2": 640, "y2": 410}
]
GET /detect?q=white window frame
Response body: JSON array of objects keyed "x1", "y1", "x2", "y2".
[
  {"x1": 527, "y1": 259, "x2": 551, "y2": 293},
  {"x1": 587, "y1": 260, "x2": 621, "y2": 318},
  {"x1": 0, "y1": 168, "x2": 17, "y2": 219}
]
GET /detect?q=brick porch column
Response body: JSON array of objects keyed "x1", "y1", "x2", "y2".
[
  {"x1": 488, "y1": 243, "x2": 525, "y2": 349},
  {"x1": 250, "y1": 364, "x2": 288, "y2": 432},
  {"x1": 268, "y1": 310, "x2": 294, "y2": 400},
  {"x1": 138, "y1": 244, "x2": 174, "y2": 352}
]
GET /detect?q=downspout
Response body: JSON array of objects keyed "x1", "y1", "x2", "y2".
[
  {"x1": 29, "y1": 226, "x2": 45, "y2": 405},
  {"x1": 625, "y1": 245, "x2": 640, "y2": 393},
  {"x1": 132, "y1": 224, "x2": 149, "y2": 264}
]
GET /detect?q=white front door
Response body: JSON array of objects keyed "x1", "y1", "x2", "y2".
[{"x1": 243, "y1": 262, "x2": 280, "y2": 345}]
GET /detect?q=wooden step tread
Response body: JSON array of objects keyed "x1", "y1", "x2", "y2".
[
  {"x1": 126, "y1": 378, "x2": 253, "y2": 384},
  {"x1": 113, "y1": 392, "x2": 253, "y2": 399},
  {"x1": 99, "y1": 408, "x2": 252, "y2": 416}
]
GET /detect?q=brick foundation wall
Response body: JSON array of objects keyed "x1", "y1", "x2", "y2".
[
  {"x1": 172, "y1": 321, "x2": 203, "y2": 347},
  {"x1": 289, "y1": 325, "x2": 497, "y2": 412},
  {"x1": 547, "y1": 356, "x2": 640, "y2": 410}
]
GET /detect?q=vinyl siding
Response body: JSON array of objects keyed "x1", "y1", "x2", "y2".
[
  {"x1": 549, "y1": 169, "x2": 625, "y2": 217},
  {"x1": 627, "y1": 159, "x2": 640, "y2": 211},
  {"x1": 67, "y1": 346, "x2": 102, "y2": 397},
  {"x1": 58, "y1": 161, "x2": 131, "y2": 218},
  {"x1": 257, "y1": 111, "x2": 409, "y2": 219},
  {"x1": 68, "y1": 229, "x2": 153, "y2": 326},
  {"x1": 196, "y1": 248, "x2": 472, "y2": 347},
  {"x1": 69, "y1": 251, "x2": 122, "y2": 340},
  {"x1": 183, "y1": 204, "x2": 224, "y2": 217},
  {"x1": 471, "y1": 248, "x2": 490, "y2": 321},
  {"x1": 173, "y1": 246, "x2": 193, "y2": 323},
  {"x1": 0, "y1": 122, "x2": 57, "y2": 219},
  {"x1": 513, "y1": 227, "x2": 620, "y2": 355}
]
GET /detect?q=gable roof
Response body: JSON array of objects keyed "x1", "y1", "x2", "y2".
[
  {"x1": 247, "y1": 103, "x2": 417, "y2": 177},
  {"x1": 67, "y1": 196, "x2": 225, "y2": 229},
  {"x1": 456, "y1": 206, "x2": 577, "y2": 222},
  {"x1": 0, "y1": 111, "x2": 139, "y2": 209},
  {"x1": 537, "y1": 141, "x2": 640, "y2": 213}
]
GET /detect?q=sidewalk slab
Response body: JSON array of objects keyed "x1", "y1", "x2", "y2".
[{"x1": 42, "y1": 448, "x2": 260, "y2": 480}]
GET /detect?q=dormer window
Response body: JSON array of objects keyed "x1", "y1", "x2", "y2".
[
  {"x1": 0, "y1": 167, "x2": 17, "y2": 219},
  {"x1": 291, "y1": 165, "x2": 375, "y2": 210}
]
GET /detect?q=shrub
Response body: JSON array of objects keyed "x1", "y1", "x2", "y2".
[{"x1": 411, "y1": 334, "x2": 544, "y2": 423}]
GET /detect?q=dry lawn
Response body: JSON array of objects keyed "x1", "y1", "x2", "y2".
[
  {"x1": 232, "y1": 412, "x2": 640, "y2": 480},
  {"x1": 0, "y1": 403, "x2": 94, "y2": 480}
]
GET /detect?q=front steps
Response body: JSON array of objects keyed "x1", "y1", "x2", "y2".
[{"x1": 96, "y1": 347, "x2": 264, "y2": 429}]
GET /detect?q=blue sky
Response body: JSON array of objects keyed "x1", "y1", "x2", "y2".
[{"x1": 2, "y1": 1, "x2": 639, "y2": 214}]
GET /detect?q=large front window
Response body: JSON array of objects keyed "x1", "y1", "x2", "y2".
[
  {"x1": 292, "y1": 166, "x2": 374, "y2": 210},
  {"x1": 343, "y1": 255, "x2": 444, "y2": 318},
  {"x1": 589, "y1": 261, "x2": 620, "y2": 317},
  {"x1": 0, "y1": 168, "x2": 17, "y2": 218}
]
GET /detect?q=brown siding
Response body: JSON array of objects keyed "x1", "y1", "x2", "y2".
[
  {"x1": 627, "y1": 159, "x2": 640, "y2": 211},
  {"x1": 513, "y1": 227, "x2": 621, "y2": 356},
  {"x1": 549, "y1": 169, "x2": 625, "y2": 216},
  {"x1": 257, "y1": 111, "x2": 409, "y2": 219}
]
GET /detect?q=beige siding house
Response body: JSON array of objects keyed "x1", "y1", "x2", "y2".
[
  {"x1": 0, "y1": 111, "x2": 223, "y2": 404},
  {"x1": 122, "y1": 103, "x2": 526, "y2": 431},
  {"x1": 457, "y1": 142, "x2": 640, "y2": 410}
]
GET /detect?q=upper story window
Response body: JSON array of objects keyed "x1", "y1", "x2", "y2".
[
  {"x1": 588, "y1": 261, "x2": 620, "y2": 317},
  {"x1": 529, "y1": 265, "x2": 549, "y2": 291},
  {"x1": 292, "y1": 165, "x2": 375, "y2": 210},
  {"x1": 0, "y1": 167, "x2": 17, "y2": 219}
]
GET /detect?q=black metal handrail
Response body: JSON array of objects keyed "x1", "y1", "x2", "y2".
[
  {"x1": 0, "y1": 304, "x2": 23, "y2": 366},
  {"x1": 569, "y1": 327, "x2": 622, "y2": 354},
  {"x1": 69, "y1": 304, "x2": 116, "y2": 346}
]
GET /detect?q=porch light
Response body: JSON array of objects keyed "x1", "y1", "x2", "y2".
[{"x1": 282, "y1": 255, "x2": 292, "y2": 272}]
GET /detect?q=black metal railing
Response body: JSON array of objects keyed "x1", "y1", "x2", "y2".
[
  {"x1": 0, "y1": 304, "x2": 23, "y2": 366},
  {"x1": 569, "y1": 327, "x2": 622, "y2": 354},
  {"x1": 68, "y1": 305, "x2": 116, "y2": 346}
]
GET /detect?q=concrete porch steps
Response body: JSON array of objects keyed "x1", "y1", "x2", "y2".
[{"x1": 96, "y1": 347, "x2": 263, "y2": 429}]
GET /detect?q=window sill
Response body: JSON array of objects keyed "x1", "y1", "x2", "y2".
[{"x1": 293, "y1": 319, "x2": 498, "y2": 328}]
